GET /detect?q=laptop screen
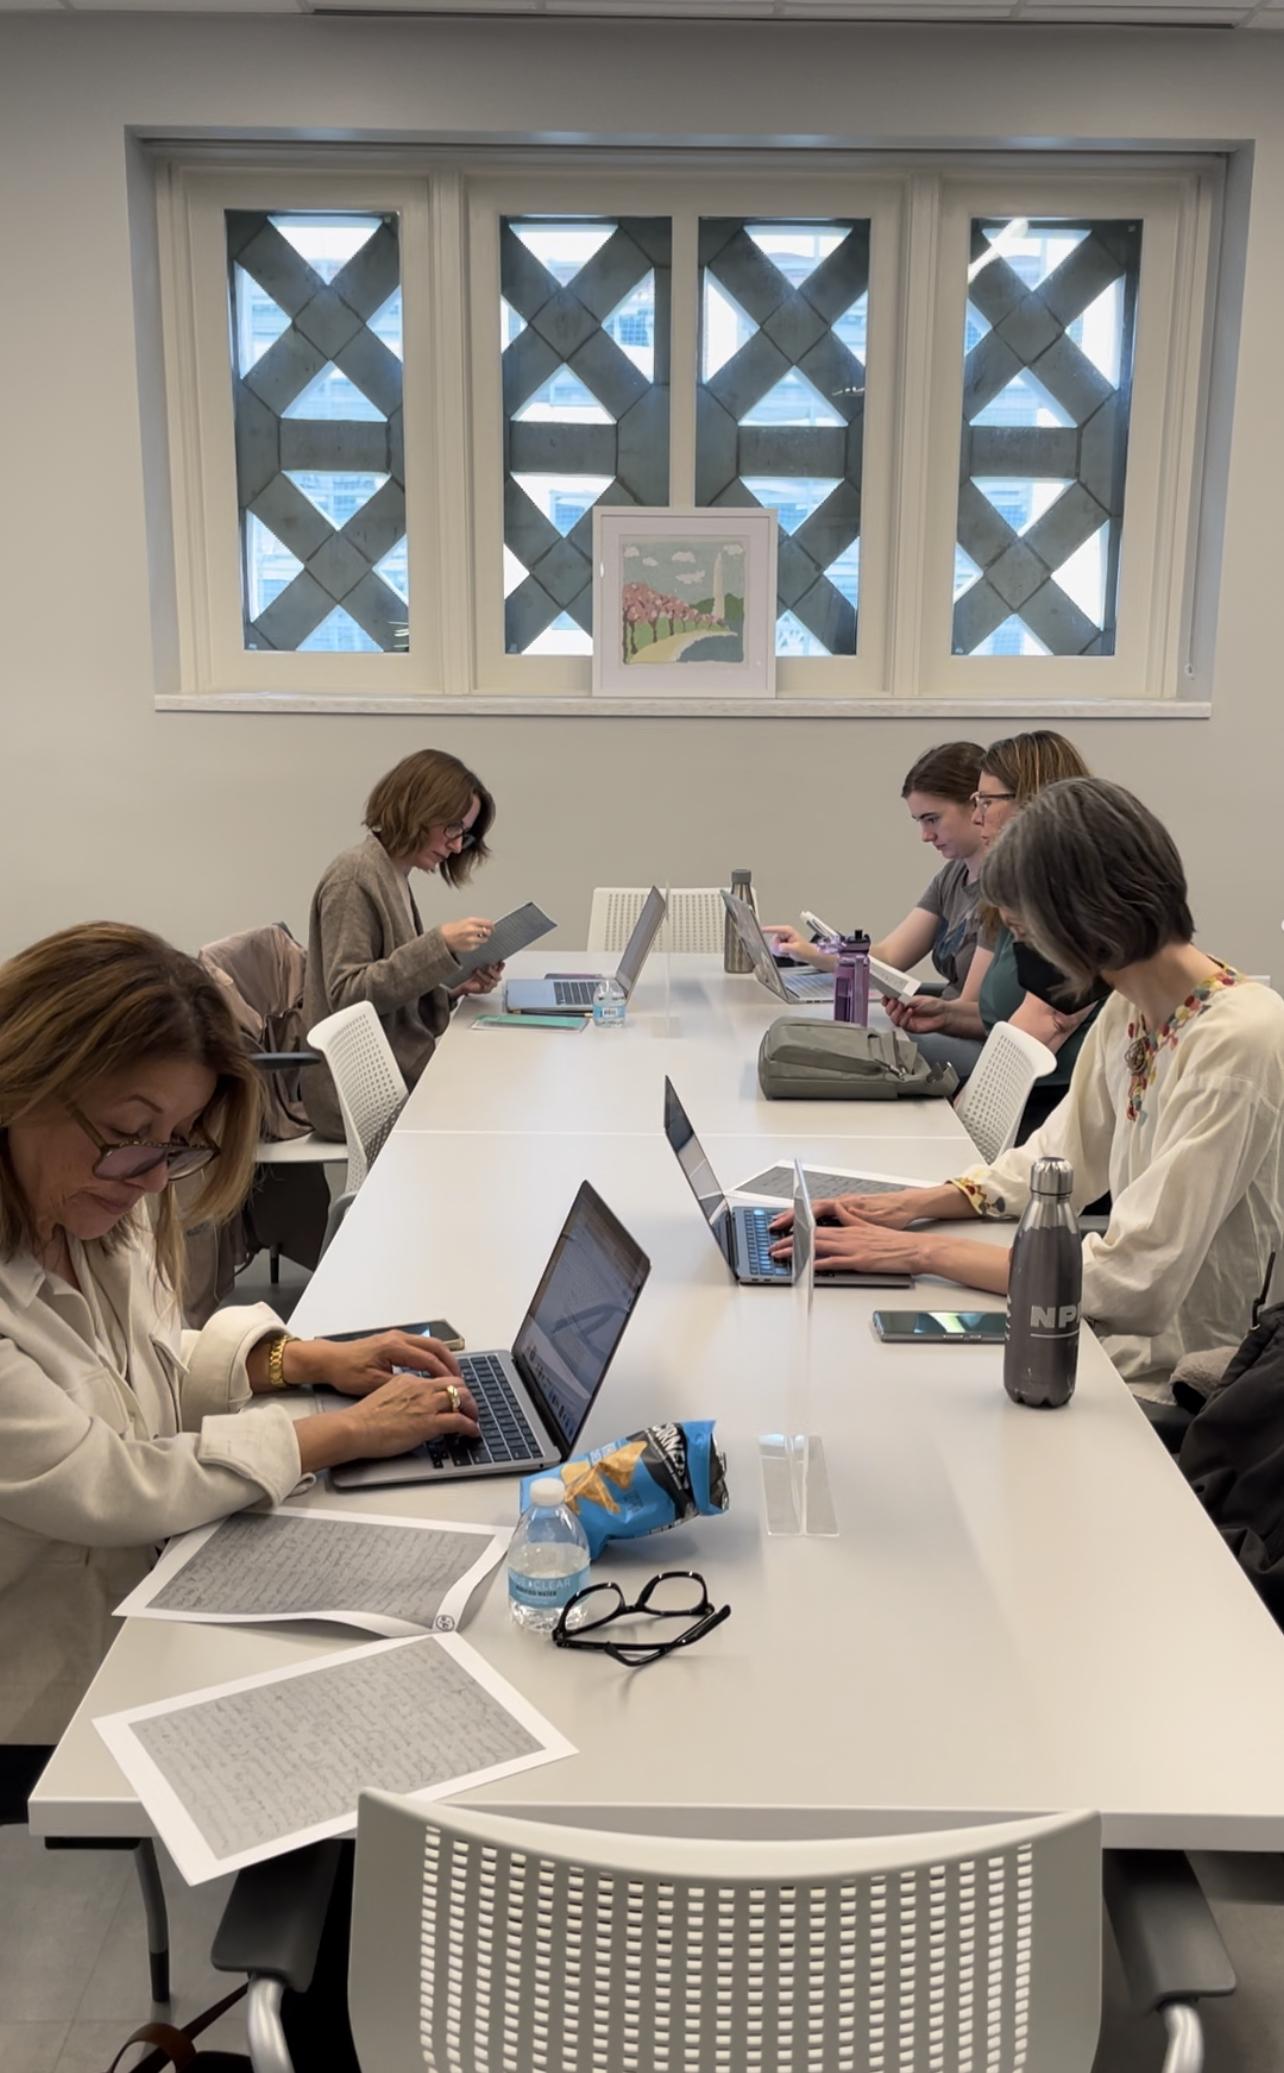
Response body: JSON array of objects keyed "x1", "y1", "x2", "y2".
[
  {"x1": 616, "y1": 885, "x2": 668, "y2": 996},
  {"x1": 663, "y1": 1077, "x2": 736, "y2": 1270},
  {"x1": 512, "y1": 1182, "x2": 651, "y2": 1454}
]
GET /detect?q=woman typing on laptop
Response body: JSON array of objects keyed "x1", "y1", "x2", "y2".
[{"x1": 300, "y1": 748, "x2": 503, "y2": 1138}]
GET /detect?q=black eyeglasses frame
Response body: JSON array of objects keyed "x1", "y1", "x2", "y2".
[{"x1": 551, "y1": 1569, "x2": 730, "y2": 1667}]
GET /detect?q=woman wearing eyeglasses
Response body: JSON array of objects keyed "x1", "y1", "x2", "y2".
[
  {"x1": 0, "y1": 923, "x2": 481, "y2": 1790},
  {"x1": 300, "y1": 748, "x2": 500, "y2": 1139}
]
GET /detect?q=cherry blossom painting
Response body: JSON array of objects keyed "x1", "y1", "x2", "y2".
[{"x1": 592, "y1": 508, "x2": 777, "y2": 699}]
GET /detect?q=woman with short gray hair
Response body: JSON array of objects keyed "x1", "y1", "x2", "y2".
[{"x1": 772, "y1": 778, "x2": 1284, "y2": 1394}]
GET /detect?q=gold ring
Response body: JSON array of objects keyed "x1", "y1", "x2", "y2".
[{"x1": 445, "y1": 1383, "x2": 461, "y2": 1414}]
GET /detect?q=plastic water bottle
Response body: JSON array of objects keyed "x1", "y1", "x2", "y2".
[
  {"x1": 508, "y1": 1478, "x2": 591, "y2": 1632},
  {"x1": 833, "y1": 933, "x2": 871, "y2": 1026},
  {"x1": 592, "y1": 976, "x2": 627, "y2": 1028},
  {"x1": 1004, "y1": 1156, "x2": 1082, "y2": 1409},
  {"x1": 724, "y1": 868, "x2": 756, "y2": 973}
]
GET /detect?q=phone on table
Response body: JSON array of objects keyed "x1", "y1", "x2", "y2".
[
  {"x1": 324, "y1": 1318, "x2": 466, "y2": 1353},
  {"x1": 872, "y1": 1310, "x2": 1007, "y2": 1344}
]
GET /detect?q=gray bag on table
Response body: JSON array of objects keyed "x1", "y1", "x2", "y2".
[{"x1": 757, "y1": 1018, "x2": 959, "y2": 1101}]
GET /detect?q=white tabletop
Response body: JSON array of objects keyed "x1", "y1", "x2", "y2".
[{"x1": 32, "y1": 1121, "x2": 1284, "y2": 1853}]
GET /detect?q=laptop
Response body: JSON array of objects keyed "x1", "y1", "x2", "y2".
[
  {"x1": 721, "y1": 891, "x2": 835, "y2": 1003},
  {"x1": 663, "y1": 1078, "x2": 913, "y2": 1291},
  {"x1": 504, "y1": 887, "x2": 668, "y2": 1016},
  {"x1": 330, "y1": 1181, "x2": 651, "y2": 1489}
]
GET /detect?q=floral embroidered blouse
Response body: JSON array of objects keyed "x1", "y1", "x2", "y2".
[{"x1": 950, "y1": 975, "x2": 1284, "y2": 1383}]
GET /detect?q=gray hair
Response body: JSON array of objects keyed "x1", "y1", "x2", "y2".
[{"x1": 979, "y1": 777, "x2": 1195, "y2": 988}]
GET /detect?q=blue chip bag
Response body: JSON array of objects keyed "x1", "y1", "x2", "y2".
[{"x1": 520, "y1": 1420, "x2": 728, "y2": 1560}]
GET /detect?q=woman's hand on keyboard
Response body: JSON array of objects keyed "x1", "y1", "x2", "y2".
[
  {"x1": 298, "y1": 1373, "x2": 482, "y2": 1471},
  {"x1": 293, "y1": 1329, "x2": 463, "y2": 1398}
]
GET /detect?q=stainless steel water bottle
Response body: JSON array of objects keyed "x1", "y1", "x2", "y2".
[
  {"x1": 724, "y1": 868, "x2": 755, "y2": 973},
  {"x1": 833, "y1": 933, "x2": 871, "y2": 1026},
  {"x1": 1003, "y1": 1156, "x2": 1082, "y2": 1408}
]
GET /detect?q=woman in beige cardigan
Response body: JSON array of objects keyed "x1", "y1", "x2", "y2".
[
  {"x1": 301, "y1": 748, "x2": 501, "y2": 1139},
  {"x1": 0, "y1": 924, "x2": 480, "y2": 1808}
]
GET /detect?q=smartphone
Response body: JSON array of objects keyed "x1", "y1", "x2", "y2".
[
  {"x1": 801, "y1": 908, "x2": 841, "y2": 943},
  {"x1": 324, "y1": 1319, "x2": 466, "y2": 1353},
  {"x1": 872, "y1": 1309, "x2": 1007, "y2": 1344}
]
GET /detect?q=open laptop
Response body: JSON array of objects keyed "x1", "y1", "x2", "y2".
[
  {"x1": 504, "y1": 886, "x2": 668, "y2": 1016},
  {"x1": 721, "y1": 891, "x2": 835, "y2": 1003},
  {"x1": 663, "y1": 1078, "x2": 913, "y2": 1291},
  {"x1": 330, "y1": 1181, "x2": 651, "y2": 1489}
]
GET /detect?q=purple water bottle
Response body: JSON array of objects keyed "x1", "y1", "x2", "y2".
[{"x1": 833, "y1": 933, "x2": 871, "y2": 1026}]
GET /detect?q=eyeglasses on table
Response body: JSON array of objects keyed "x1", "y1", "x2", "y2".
[{"x1": 552, "y1": 1570, "x2": 730, "y2": 1667}]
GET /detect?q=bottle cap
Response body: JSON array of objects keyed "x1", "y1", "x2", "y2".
[
  {"x1": 530, "y1": 1476, "x2": 567, "y2": 1506},
  {"x1": 1030, "y1": 1156, "x2": 1074, "y2": 1198}
]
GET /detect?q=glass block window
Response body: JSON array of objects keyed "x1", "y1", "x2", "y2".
[
  {"x1": 696, "y1": 220, "x2": 869, "y2": 658},
  {"x1": 226, "y1": 211, "x2": 408, "y2": 653},
  {"x1": 501, "y1": 217, "x2": 671, "y2": 656},
  {"x1": 953, "y1": 217, "x2": 1141, "y2": 658}
]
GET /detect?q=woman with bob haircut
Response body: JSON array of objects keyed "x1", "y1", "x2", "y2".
[
  {"x1": 772, "y1": 779, "x2": 1284, "y2": 1393},
  {"x1": 302, "y1": 748, "x2": 500, "y2": 1138},
  {"x1": 769, "y1": 740, "x2": 989, "y2": 1003},
  {"x1": 0, "y1": 924, "x2": 480, "y2": 1782}
]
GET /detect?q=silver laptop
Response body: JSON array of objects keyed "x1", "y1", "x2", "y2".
[
  {"x1": 330, "y1": 1182, "x2": 651, "y2": 1489},
  {"x1": 721, "y1": 891, "x2": 835, "y2": 1003},
  {"x1": 663, "y1": 1078, "x2": 913, "y2": 1291},
  {"x1": 504, "y1": 887, "x2": 668, "y2": 1016}
]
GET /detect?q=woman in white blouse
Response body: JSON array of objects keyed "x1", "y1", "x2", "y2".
[
  {"x1": 773, "y1": 778, "x2": 1284, "y2": 1393},
  {"x1": 0, "y1": 923, "x2": 481, "y2": 1781}
]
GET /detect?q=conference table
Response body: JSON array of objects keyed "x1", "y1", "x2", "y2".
[{"x1": 30, "y1": 953, "x2": 1284, "y2": 1860}]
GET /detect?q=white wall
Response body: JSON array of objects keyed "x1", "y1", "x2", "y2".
[{"x1": 1, "y1": 14, "x2": 1281, "y2": 968}]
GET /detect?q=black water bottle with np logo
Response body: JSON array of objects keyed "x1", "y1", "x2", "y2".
[{"x1": 1004, "y1": 1156, "x2": 1082, "y2": 1409}]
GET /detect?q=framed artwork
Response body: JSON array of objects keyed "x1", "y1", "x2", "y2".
[{"x1": 591, "y1": 507, "x2": 778, "y2": 698}]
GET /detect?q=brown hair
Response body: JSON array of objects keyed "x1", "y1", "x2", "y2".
[
  {"x1": 901, "y1": 741, "x2": 986, "y2": 805},
  {"x1": 364, "y1": 750, "x2": 495, "y2": 887},
  {"x1": 978, "y1": 730, "x2": 1091, "y2": 936},
  {"x1": 0, "y1": 924, "x2": 262, "y2": 1289},
  {"x1": 981, "y1": 779, "x2": 1195, "y2": 988}
]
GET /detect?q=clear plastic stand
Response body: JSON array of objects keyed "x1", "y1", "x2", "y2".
[
  {"x1": 662, "y1": 882, "x2": 673, "y2": 1038},
  {"x1": 760, "y1": 1161, "x2": 839, "y2": 1537}
]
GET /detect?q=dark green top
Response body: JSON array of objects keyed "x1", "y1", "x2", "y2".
[{"x1": 979, "y1": 928, "x2": 1099, "y2": 1088}]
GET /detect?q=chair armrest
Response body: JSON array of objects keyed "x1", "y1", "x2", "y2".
[
  {"x1": 211, "y1": 1839, "x2": 342, "y2": 1993},
  {"x1": 253, "y1": 1052, "x2": 324, "y2": 1072},
  {"x1": 1103, "y1": 1849, "x2": 1236, "y2": 2014}
]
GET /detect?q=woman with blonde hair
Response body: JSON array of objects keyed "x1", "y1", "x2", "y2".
[
  {"x1": 302, "y1": 748, "x2": 501, "y2": 1138},
  {"x1": 0, "y1": 924, "x2": 479, "y2": 1796}
]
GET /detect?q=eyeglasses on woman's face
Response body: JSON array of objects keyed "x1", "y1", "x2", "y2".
[
  {"x1": 67, "y1": 1103, "x2": 219, "y2": 1183},
  {"x1": 441, "y1": 820, "x2": 479, "y2": 852},
  {"x1": 970, "y1": 789, "x2": 1017, "y2": 815}
]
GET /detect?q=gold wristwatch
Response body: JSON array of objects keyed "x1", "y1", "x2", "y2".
[{"x1": 263, "y1": 1330, "x2": 301, "y2": 1390}]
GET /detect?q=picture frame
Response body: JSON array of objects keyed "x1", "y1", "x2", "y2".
[{"x1": 591, "y1": 507, "x2": 778, "y2": 699}]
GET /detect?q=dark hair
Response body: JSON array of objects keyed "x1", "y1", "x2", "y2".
[
  {"x1": 0, "y1": 924, "x2": 262, "y2": 1287},
  {"x1": 364, "y1": 750, "x2": 495, "y2": 887},
  {"x1": 980, "y1": 778, "x2": 1195, "y2": 988},
  {"x1": 901, "y1": 742, "x2": 986, "y2": 805}
]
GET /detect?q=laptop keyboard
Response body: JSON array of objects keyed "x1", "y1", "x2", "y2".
[
  {"x1": 421, "y1": 1352, "x2": 544, "y2": 1469},
  {"x1": 737, "y1": 1207, "x2": 789, "y2": 1281},
  {"x1": 785, "y1": 971, "x2": 835, "y2": 999},
  {"x1": 552, "y1": 979, "x2": 597, "y2": 1007}
]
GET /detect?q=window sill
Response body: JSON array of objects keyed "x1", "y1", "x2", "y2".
[{"x1": 155, "y1": 693, "x2": 1213, "y2": 721}]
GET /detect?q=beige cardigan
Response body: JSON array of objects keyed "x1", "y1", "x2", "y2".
[
  {"x1": 0, "y1": 1212, "x2": 302, "y2": 1741},
  {"x1": 301, "y1": 835, "x2": 463, "y2": 1139}
]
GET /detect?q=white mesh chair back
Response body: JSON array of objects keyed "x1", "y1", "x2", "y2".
[
  {"x1": 306, "y1": 1003, "x2": 408, "y2": 1194},
  {"x1": 588, "y1": 887, "x2": 725, "y2": 955},
  {"x1": 348, "y1": 1794, "x2": 1102, "y2": 2073},
  {"x1": 954, "y1": 1021, "x2": 1058, "y2": 1167}
]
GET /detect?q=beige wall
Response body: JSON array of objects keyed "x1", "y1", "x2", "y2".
[{"x1": 0, "y1": 15, "x2": 1279, "y2": 969}]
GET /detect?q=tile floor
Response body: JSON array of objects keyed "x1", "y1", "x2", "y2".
[{"x1": 6, "y1": 1254, "x2": 1283, "y2": 2068}]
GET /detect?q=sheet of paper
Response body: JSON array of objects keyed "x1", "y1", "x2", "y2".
[
  {"x1": 733, "y1": 1163, "x2": 927, "y2": 1203},
  {"x1": 115, "y1": 1509, "x2": 509, "y2": 1638},
  {"x1": 454, "y1": 901, "x2": 555, "y2": 978},
  {"x1": 95, "y1": 1632, "x2": 576, "y2": 1884}
]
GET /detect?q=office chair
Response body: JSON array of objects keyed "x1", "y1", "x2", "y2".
[
  {"x1": 954, "y1": 1021, "x2": 1057, "y2": 1166},
  {"x1": 306, "y1": 1004, "x2": 408, "y2": 1256},
  {"x1": 588, "y1": 887, "x2": 725, "y2": 955}
]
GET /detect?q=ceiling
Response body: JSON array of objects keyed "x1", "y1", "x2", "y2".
[{"x1": 9, "y1": 0, "x2": 1284, "y2": 26}]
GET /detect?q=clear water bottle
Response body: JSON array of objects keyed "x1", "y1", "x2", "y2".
[
  {"x1": 724, "y1": 868, "x2": 756, "y2": 973},
  {"x1": 592, "y1": 975, "x2": 627, "y2": 1028},
  {"x1": 833, "y1": 933, "x2": 871, "y2": 1026},
  {"x1": 508, "y1": 1478, "x2": 591, "y2": 1632},
  {"x1": 1004, "y1": 1156, "x2": 1082, "y2": 1409}
]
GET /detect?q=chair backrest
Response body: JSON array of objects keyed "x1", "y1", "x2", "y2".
[
  {"x1": 307, "y1": 1003, "x2": 408, "y2": 1194},
  {"x1": 349, "y1": 1793, "x2": 1101, "y2": 2073},
  {"x1": 954, "y1": 1021, "x2": 1058, "y2": 1166},
  {"x1": 588, "y1": 887, "x2": 725, "y2": 956},
  {"x1": 199, "y1": 922, "x2": 311, "y2": 1142}
]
